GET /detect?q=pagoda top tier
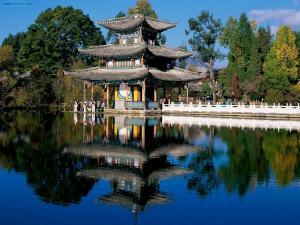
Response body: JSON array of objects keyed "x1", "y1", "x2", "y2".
[{"x1": 96, "y1": 14, "x2": 176, "y2": 34}]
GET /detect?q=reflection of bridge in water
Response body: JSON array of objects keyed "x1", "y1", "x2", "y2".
[
  {"x1": 162, "y1": 115, "x2": 300, "y2": 131},
  {"x1": 73, "y1": 112, "x2": 300, "y2": 131}
]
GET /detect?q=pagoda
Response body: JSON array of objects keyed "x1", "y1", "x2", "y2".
[
  {"x1": 65, "y1": 10, "x2": 206, "y2": 110},
  {"x1": 63, "y1": 115, "x2": 198, "y2": 218}
]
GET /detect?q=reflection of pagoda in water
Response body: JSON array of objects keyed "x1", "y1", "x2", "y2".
[{"x1": 64, "y1": 115, "x2": 203, "y2": 216}]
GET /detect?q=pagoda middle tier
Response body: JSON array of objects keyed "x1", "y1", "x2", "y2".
[{"x1": 79, "y1": 44, "x2": 192, "y2": 60}]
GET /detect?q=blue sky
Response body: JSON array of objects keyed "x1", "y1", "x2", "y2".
[{"x1": 0, "y1": 0, "x2": 299, "y2": 66}]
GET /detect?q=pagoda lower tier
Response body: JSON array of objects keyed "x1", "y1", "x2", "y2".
[{"x1": 64, "y1": 66, "x2": 207, "y2": 110}]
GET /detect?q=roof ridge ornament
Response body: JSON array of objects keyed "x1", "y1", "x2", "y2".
[{"x1": 134, "y1": 2, "x2": 140, "y2": 15}]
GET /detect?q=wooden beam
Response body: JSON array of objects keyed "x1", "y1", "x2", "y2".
[
  {"x1": 105, "y1": 117, "x2": 109, "y2": 139},
  {"x1": 142, "y1": 80, "x2": 146, "y2": 102},
  {"x1": 186, "y1": 84, "x2": 189, "y2": 104},
  {"x1": 126, "y1": 83, "x2": 129, "y2": 101},
  {"x1": 178, "y1": 88, "x2": 182, "y2": 102},
  {"x1": 106, "y1": 84, "x2": 110, "y2": 109},
  {"x1": 141, "y1": 125, "x2": 145, "y2": 149},
  {"x1": 83, "y1": 81, "x2": 86, "y2": 102},
  {"x1": 91, "y1": 83, "x2": 94, "y2": 102}
]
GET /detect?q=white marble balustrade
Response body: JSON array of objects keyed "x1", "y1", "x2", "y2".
[{"x1": 162, "y1": 102, "x2": 300, "y2": 115}]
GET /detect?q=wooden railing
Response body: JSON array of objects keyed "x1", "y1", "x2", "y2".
[{"x1": 162, "y1": 102, "x2": 300, "y2": 115}]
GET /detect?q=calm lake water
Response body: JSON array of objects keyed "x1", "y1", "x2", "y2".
[{"x1": 1, "y1": 111, "x2": 300, "y2": 225}]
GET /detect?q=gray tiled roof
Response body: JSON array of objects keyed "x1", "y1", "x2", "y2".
[
  {"x1": 79, "y1": 45, "x2": 146, "y2": 59},
  {"x1": 64, "y1": 67, "x2": 207, "y2": 83},
  {"x1": 148, "y1": 45, "x2": 192, "y2": 59},
  {"x1": 149, "y1": 67, "x2": 205, "y2": 82},
  {"x1": 99, "y1": 192, "x2": 168, "y2": 210},
  {"x1": 79, "y1": 44, "x2": 192, "y2": 59},
  {"x1": 64, "y1": 66, "x2": 148, "y2": 82},
  {"x1": 77, "y1": 168, "x2": 144, "y2": 183},
  {"x1": 96, "y1": 14, "x2": 176, "y2": 33},
  {"x1": 63, "y1": 144, "x2": 147, "y2": 162}
]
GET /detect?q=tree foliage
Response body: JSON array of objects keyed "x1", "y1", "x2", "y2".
[
  {"x1": 186, "y1": 10, "x2": 223, "y2": 63},
  {"x1": 0, "y1": 6, "x2": 107, "y2": 108},
  {"x1": 220, "y1": 14, "x2": 272, "y2": 101},
  {"x1": 220, "y1": 14, "x2": 254, "y2": 82},
  {"x1": 128, "y1": 0, "x2": 158, "y2": 18},
  {"x1": 0, "y1": 45, "x2": 14, "y2": 71},
  {"x1": 106, "y1": 11, "x2": 126, "y2": 43},
  {"x1": 17, "y1": 6, "x2": 105, "y2": 73},
  {"x1": 2, "y1": 32, "x2": 26, "y2": 68},
  {"x1": 128, "y1": 0, "x2": 166, "y2": 45},
  {"x1": 186, "y1": 10, "x2": 223, "y2": 102},
  {"x1": 263, "y1": 26, "x2": 299, "y2": 103},
  {"x1": 264, "y1": 26, "x2": 299, "y2": 84}
]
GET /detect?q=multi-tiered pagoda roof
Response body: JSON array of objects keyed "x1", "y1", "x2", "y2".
[
  {"x1": 65, "y1": 11, "x2": 208, "y2": 110},
  {"x1": 65, "y1": 13, "x2": 206, "y2": 85}
]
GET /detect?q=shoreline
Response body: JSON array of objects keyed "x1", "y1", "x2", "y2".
[{"x1": 3, "y1": 106, "x2": 300, "y2": 120}]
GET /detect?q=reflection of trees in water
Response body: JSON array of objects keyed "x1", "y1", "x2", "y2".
[
  {"x1": 187, "y1": 150, "x2": 221, "y2": 197},
  {"x1": 187, "y1": 126, "x2": 300, "y2": 197},
  {"x1": 218, "y1": 128, "x2": 270, "y2": 195},
  {"x1": 16, "y1": 146, "x2": 95, "y2": 205},
  {"x1": 0, "y1": 111, "x2": 300, "y2": 203},
  {"x1": 218, "y1": 127, "x2": 300, "y2": 195},
  {"x1": 262, "y1": 130, "x2": 299, "y2": 186},
  {"x1": 185, "y1": 126, "x2": 221, "y2": 198},
  {"x1": 0, "y1": 111, "x2": 96, "y2": 205}
]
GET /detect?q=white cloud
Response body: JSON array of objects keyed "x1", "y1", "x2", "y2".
[{"x1": 248, "y1": 9, "x2": 300, "y2": 32}]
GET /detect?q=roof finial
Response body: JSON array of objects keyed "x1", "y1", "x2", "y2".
[{"x1": 135, "y1": 2, "x2": 140, "y2": 15}]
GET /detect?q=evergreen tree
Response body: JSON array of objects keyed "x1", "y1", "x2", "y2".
[
  {"x1": 257, "y1": 26, "x2": 272, "y2": 72},
  {"x1": 0, "y1": 45, "x2": 14, "y2": 71},
  {"x1": 247, "y1": 36, "x2": 260, "y2": 79},
  {"x1": 17, "y1": 6, "x2": 105, "y2": 73},
  {"x1": 186, "y1": 10, "x2": 223, "y2": 103},
  {"x1": 220, "y1": 14, "x2": 254, "y2": 83},
  {"x1": 235, "y1": 14, "x2": 254, "y2": 79},
  {"x1": 0, "y1": 45, "x2": 15, "y2": 108},
  {"x1": 263, "y1": 26, "x2": 298, "y2": 85},
  {"x1": 178, "y1": 43, "x2": 188, "y2": 69},
  {"x1": 128, "y1": 0, "x2": 158, "y2": 18},
  {"x1": 2, "y1": 32, "x2": 26, "y2": 69},
  {"x1": 220, "y1": 14, "x2": 273, "y2": 100},
  {"x1": 128, "y1": 0, "x2": 166, "y2": 44},
  {"x1": 263, "y1": 26, "x2": 298, "y2": 103},
  {"x1": 295, "y1": 31, "x2": 300, "y2": 58}
]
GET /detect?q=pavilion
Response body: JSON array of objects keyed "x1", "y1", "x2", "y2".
[{"x1": 64, "y1": 11, "x2": 207, "y2": 110}]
